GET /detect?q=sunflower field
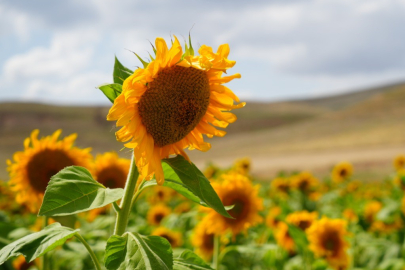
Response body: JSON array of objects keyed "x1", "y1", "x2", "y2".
[{"x1": 1, "y1": 36, "x2": 405, "y2": 270}]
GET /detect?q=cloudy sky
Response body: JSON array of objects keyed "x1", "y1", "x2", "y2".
[{"x1": 1, "y1": 0, "x2": 404, "y2": 105}]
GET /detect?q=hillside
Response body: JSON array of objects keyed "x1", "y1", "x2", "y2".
[{"x1": 1, "y1": 82, "x2": 405, "y2": 180}]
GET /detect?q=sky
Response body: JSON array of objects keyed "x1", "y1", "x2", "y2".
[{"x1": 1, "y1": 0, "x2": 405, "y2": 105}]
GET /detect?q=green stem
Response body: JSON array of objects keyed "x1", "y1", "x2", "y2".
[
  {"x1": 212, "y1": 235, "x2": 220, "y2": 269},
  {"x1": 75, "y1": 234, "x2": 102, "y2": 270},
  {"x1": 114, "y1": 153, "x2": 139, "y2": 235},
  {"x1": 42, "y1": 217, "x2": 49, "y2": 270}
]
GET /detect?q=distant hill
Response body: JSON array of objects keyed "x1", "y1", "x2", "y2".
[{"x1": 1, "y1": 82, "x2": 405, "y2": 180}]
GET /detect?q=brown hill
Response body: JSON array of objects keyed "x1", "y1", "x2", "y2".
[{"x1": 1, "y1": 82, "x2": 404, "y2": 180}]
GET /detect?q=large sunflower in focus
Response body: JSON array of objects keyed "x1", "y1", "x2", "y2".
[
  {"x1": 107, "y1": 36, "x2": 244, "y2": 184},
  {"x1": 92, "y1": 152, "x2": 130, "y2": 189},
  {"x1": 204, "y1": 172, "x2": 263, "y2": 237},
  {"x1": 7, "y1": 130, "x2": 92, "y2": 212},
  {"x1": 306, "y1": 217, "x2": 350, "y2": 270}
]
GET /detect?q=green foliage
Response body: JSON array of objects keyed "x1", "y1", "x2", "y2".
[
  {"x1": 104, "y1": 232, "x2": 173, "y2": 270},
  {"x1": 113, "y1": 56, "x2": 133, "y2": 85},
  {"x1": 39, "y1": 166, "x2": 124, "y2": 217},
  {"x1": 0, "y1": 223, "x2": 79, "y2": 264},
  {"x1": 162, "y1": 155, "x2": 232, "y2": 218},
  {"x1": 98, "y1": 83, "x2": 123, "y2": 103},
  {"x1": 173, "y1": 250, "x2": 213, "y2": 270}
]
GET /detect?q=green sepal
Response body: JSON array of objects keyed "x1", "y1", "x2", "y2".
[
  {"x1": 113, "y1": 56, "x2": 133, "y2": 85},
  {"x1": 98, "y1": 83, "x2": 123, "y2": 103}
]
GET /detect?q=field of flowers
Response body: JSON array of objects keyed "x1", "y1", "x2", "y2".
[{"x1": 1, "y1": 36, "x2": 405, "y2": 270}]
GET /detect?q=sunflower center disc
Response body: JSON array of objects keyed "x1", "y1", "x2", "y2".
[
  {"x1": 26, "y1": 149, "x2": 75, "y2": 193},
  {"x1": 138, "y1": 66, "x2": 210, "y2": 147}
]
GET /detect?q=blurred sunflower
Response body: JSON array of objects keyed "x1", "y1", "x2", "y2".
[
  {"x1": 147, "y1": 203, "x2": 171, "y2": 226},
  {"x1": 203, "y1": 164, "x2": 220, "y2": 179},
  {"x1": 147, "y1": 185, "x2": 174, "y2": 204},
  {"x1": 271, "y1": 177, "x2": 290, "y2": 195},
  {"x1": 394, "y1": 169, "x2": 405, "y2": 190},
  {"x1": 306, "y1": 217, "x2": 350, "y2": 270},
  {"x1": 107, "y1": 36, "x2": 244, "y2": 184},
  {"x1": 370, "y1": 218, "x2": 402, "y2": 234},
  {"x1": 233, "y1": 157, "x2": 251, "y2": 175},
  {"x1": 274, "y1": 222, "x2": 295, "y2": 254},
  {"x1": 174, "y1": 201, "x2": 192, "y2": 214},
  {"x1": 364, "y1": 200, "x2": 382, "y2": 224},
  {"x1": 394, "y1": 155, "x2": 405, "y2": 171},
  {"x1": 291, "y1": 171, "x2": 318, "y2": 193},
  {"x1": 331, "y1": 161, "x2": 353, "y2": 184},
  {"x1": 265, "y1": 206, "x2": 282, "y2": 229},
  {"x1": 7, "y1": 130, "x2": 92, "y2": 212},
  {"x1": 92, "y1": 152, "x2": 130, "y2": 189},
  {"x1": 12, "y1": 256, "x2": 36, "y2": 270},
  {"x1": 151, "y1": 227, "x2": 183, "y2": 248},
  {"x1": 192, "y1": 217, "x2": 216, "y2": 260},
  {"x1": 286, "y1": 211, "x2": 318, "y2": 231},
  {"x1": 342, "y1": 209, "x2": 358, "y2": 224},
  {"x1": 0, "y1": 180, "x2": 23, "y2": 214},
  {"x1": 204, "y1": 172, "x2": 263, "y2": 237}
]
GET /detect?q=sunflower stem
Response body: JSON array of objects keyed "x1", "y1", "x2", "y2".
[
  {"x1": 212, "y1": 235, "x2": 220, "y2": 269},
  {"x1": 75, "y1": 234, "x2": 102, "y2": 270},
  {"x1": 114, "y1": 153, "x2": 139, "y2": 235},
  {"x1": 42, "y1": 217, "x2": 49, "y2": 270}
]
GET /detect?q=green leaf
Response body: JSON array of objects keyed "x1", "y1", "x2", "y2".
[
  {"x1": 39, "y1": 166, "x2": 124, "y2": 217},
  {"x1": 113, "y1": 56, "x2": 133, "y2": 85},
  {"x1": 108, "y1": 232, "x2": 173, "y2": 270},
  {"x1": 104, "y1": 235, "x2": 127, "y2": 270},
  {"x1": 98, "y1": 83, "x2": 123, "y2": 103},
  {"x1": 174, "y1": 250, "x2": 213, "y2": 270},
  {"x1": 162, "y1": 156, "x2": 232, "y2": 218},
  {"x1": 0, "y1": 223, "x2": 79, "y2": 264}
]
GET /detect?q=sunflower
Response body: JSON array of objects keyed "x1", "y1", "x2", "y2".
[
  {"x1": 147, "y1": 185, "x2": 174, "y2": 204},
  {"x1": 203, "y1": 164, "x2": 220, "y2": 179},
  {"x1": 233, "y1": 157, "x2": 251, "y2": 175},
  {"x1": 364, "y1": 200, "x2": 382, "y2": 224},
  {"x1": 204, "y1": 172, "x2": 263, "y2": 237},
  {"x1": 274, "y1": 222, "x2": 295, "y2": 254},
  {"x1": 147, "y1": 203, "x2": 171, "y2": 226},
  {"x1": 0, "y1": 180, "x2": 24, "y2": 214},
  {"x1": 394, "y1": 169, "x2": 405, "y2": 190},
  {"x1": 12, "y1": 256, "x2": 36, "y2": 270},
  {"x1": 191, "y1": 217, "x2": 228, "y2": 261},
  {"x1": 107, "y1": 36, "x2": 244, "y2": 185},
  {"x1": 394, "y1": 155, "x2": 405, "y2": 171},
  {"x1": 342, "y1": 209, "x2": 358, "y2": 224},
  {"x1": 306, "y1": 217, "x2": 350, "y2": 270},
  {"x1": 331, "y1": 161, "x2": 353, "y2": 184},
  {"x1": 151, "y1": 227, "x2": 183, "y2": 248},
  {"x1": 369, "y1": 218, "x2": 402, "y2": 233},
  {"x1": 92, "y1": 152, "x2": 130, "y2": 189},
  {"x1": 265, "y1": 206, "x2": 282, "y2": 229},
  {"x1": 291, "y1": 171, "x2": 318, "y2": 193},
  {"x1": 271, "y1": 177, "x2": 290, "y2": 195},
  {"x1": 286, "y1": 211, "x2": 318, "y2": 231},
  {"x1": 7, "y1": 130, "x2": 92, "y2": 212},
  {"x1": 174, "y1": 201, "x2": 192, "y2": 214}
]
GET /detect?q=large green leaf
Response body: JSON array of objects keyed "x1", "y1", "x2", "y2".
[
  {"x1": 174, "y1": 250, "x2": 213, "y2": 270},
  {"x1": 113, "y1": 56, "x2": 133, "y2": 85},
  {"x1": 39, "y1": 166, "x2": 124, "y2": 217},
  {"x1": 0, "y1": 223, "x2": 79, "y2": 264},
  {"x1": 98, "y1": 83, "x2": 123, "y2": 103},
  {"x1": 104, "y1": 235, "x2": 127, "y2": 270},
  {"x1": 162, "y1": 156, "x2": 232, "y2": 218},
  {"x1": 104, "y1": 232, "x2": 173, "y2": 270}
]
